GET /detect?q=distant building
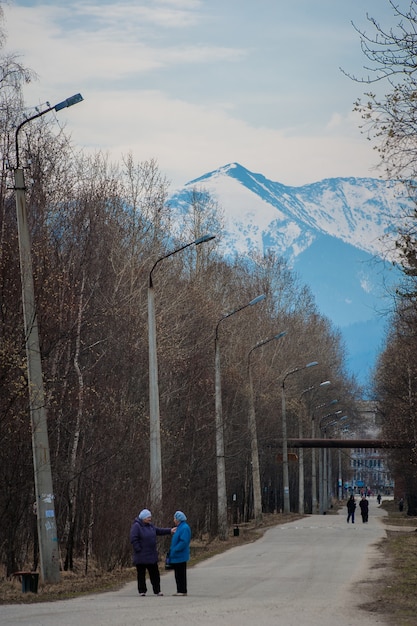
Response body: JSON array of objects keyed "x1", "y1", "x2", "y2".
[{"x1": 345, "y1": 401, "x2": 394, "y2": 494}]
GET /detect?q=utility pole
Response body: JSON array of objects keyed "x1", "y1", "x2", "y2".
[
  {"x1": 281, "y1": 361, "x2": 318, "y2": 513},
  {"x1": 148, "y1": 234, "x2": 215, "y2": 514},
  {"x1": 215, "y1": 295, "x2": 266, "y2": 539},
  {"x1": 14, "y1": 94, "x2": 83, "y2": 583},
  {"x1": 247, "y1": 332, "x2": 287, "y2": 525}
]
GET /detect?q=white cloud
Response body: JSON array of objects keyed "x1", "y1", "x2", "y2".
[
  {"x1": 56, "y1": 88, "x2": 379, "y2": 188},
  {"x1": 5, "y1": 4, "x2": 245, "y2": 82},
  {"x1": 326, "y1": 113, "x2": 344, "y2": 131},
  {"x1": 3, "y1": 1, "x2": 387, "y2": 189}
]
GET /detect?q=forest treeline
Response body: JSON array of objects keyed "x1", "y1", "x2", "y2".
[
  {"x1": 353, "y1": 2, "x2": 417, "y2": 516},
  {"x1": 5, "y1": 0, "x2": 417, "y2": 580},
  {"x1": 0, "y1": 8, "x2": 361, "y2": 576}
]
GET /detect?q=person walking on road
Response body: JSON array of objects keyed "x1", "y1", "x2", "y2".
[
  {"x1": 130, "y1": 509, "x2": 174, "y2": 596},
  {"x1": 169, "y1": 510, "x2": 191, "y2": 596},
  {"x1": 359, "y1": 495, "x2": 369, "y2": 523},
  {"x1": 347, "y1": 495, "x2": 356, "y2": 523}
]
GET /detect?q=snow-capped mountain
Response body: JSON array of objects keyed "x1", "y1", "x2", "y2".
[{"x1": 169, "y1": 163, "x2": 410, "y2": 388}]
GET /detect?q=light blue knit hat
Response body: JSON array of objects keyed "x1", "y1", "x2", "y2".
[
  {"x1": 174, "y1": 511, "x2": 187, "y2": 522},
  {"x1": 139, "y1": 509, "x2": 152, "y2": 520}
]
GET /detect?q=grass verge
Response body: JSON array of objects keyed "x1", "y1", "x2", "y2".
[{"x1": 360, "y1": 499, "x2": 417, "y2": 626}]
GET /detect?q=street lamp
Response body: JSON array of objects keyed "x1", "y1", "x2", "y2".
[
  {"x1": 321, "y1": 413, "x2": 347, "y2": 508},
  {"x1": 215, "y1": 294, "x2": 266, "y2": 540},
  {"x1": 281, "y1": 361, "x2": 318, "y2": 514},
  {"x1": 319, "y1": 410, "x2": 342, "y2": 512},
  {"x1": 334, "y1": 415, "x2": 349, "y2": 501},
  {"x1": 148, "y1": 234, "x2": 215, "y2": 512},
  {"x1": 13, "y1": 94, "x2": 83, "y2": 584},
  {"x1": 298, "y1": 380, "x2": 331, "y2": 514},
  {"x1": 248, "y1": 331, "x2": 287, "y2": 524},
  {"x1": 312, "y1": 398, "x2": 338, "y2": 514}
]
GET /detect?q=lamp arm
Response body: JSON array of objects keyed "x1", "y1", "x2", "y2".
[{"x1": 15, "y1": 106, "x2": 55, "y2": 168}]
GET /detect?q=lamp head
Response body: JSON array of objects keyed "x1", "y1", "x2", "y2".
[
  {"x1": 249, "y1": 294, "x2": 266, "y2": 306},
  {"x1": 54, "y1": 93, "x2": 83, "y2": 112},
  {"x1": 195, "y1": 234, "x2": 216, "y2": 245}
]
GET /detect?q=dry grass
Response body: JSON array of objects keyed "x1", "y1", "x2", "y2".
[
  {"x1": 0, "y1": 512, "x2": 302, "y2": 605},
  {"x1": 360, "y1": 500, "x2": 417, "y2": 626},
  {"x1": 0, "y1": 566, "x2": 136, "y2": 605}
]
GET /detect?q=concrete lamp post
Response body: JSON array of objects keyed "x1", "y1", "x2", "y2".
[
  {"x1": 215, "y1": 294, "x2": 266, "y2": 540},
  {"x1": 298, "y1": 380, "x2": 331, "y2": 514},
  {"x1": 281, "y1": 361, "x2": 318, "y2": 514},
  {"x1": 248, "y1": 331, "x2": 287, "y2": 524},
  {"x1": 319, "y1": 410, "x2": 342, "y2": 513},
  {"x1": 14, "y1": 94, "x2": 84, "y2": 584},
  {"x1": 321, "y1": 413, "x2": 347, "y2": 508},
  {"x1": 335, "y1": 416, "x2": 350, "y2": 500},
  {"x1": 312, "y1": 398, "x2": 338, "y2": 514},
  {"x1": 148, "y1": 234, "x2": 215, "y2": 513}
]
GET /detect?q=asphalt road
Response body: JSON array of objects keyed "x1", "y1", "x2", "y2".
[{"x1": 1, "y1": 498, "x2": 389, "y2": 626}]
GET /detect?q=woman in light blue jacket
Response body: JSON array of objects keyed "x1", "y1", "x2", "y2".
[{"x1": 169, "y1": 511, "x2": 191, "y2": 596}]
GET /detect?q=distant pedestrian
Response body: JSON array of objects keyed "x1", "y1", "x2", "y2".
[
  {"x1": 169, "y1": 510, "x2": 191, "y2": 596},
  {"x1": 399, "y1": 498, "x2": 404, "y2": 513},
  {"x1": 359, "y1": 495, "x2": 369, "y2": 523},
  {"x1": 347, "y1": 495, "x2": 356, "y2": 523},
  {"x1": 130, "y1": 509, "x2": 175, "y2": 596},
  {"x1": 377, "y1": 494, "x2": 381, "y2": 505}
]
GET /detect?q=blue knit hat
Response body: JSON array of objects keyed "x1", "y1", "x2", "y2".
[
  {"x1": 174, "y1": 511, "x2": 187, "y2": 522},
  {"x1": 139, "y1": 509, "x2": 152, "y2": 520}
]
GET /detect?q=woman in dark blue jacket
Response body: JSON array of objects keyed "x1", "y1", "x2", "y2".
[
  {"x1": 130, "y1": 509, "x2": 173, "y2": 596},
  {"x1": 169, "y1": 510, "x2": 191, "y2": 596}
]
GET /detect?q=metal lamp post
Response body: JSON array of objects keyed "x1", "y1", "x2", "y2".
[
  {"x1": 281, "y1": 361, "x2": 318, "y2": 514},
  {"x1": 248, "y1": 331, "x2": 287, "y2": 524},
  {"x1": 13, "y1": 94, "x2": 84, "y2": 584},
  {"x1": 337, "y1": 417, "x2": 350, "y2": 501},
  {"x1": 319, "y1": 410, "x2": 342, "y2": 513},
  {"x1": 298, "y1": 380, "x2": 330, "y2": 514},
  {"x1": 148, "y1": 234, "x2": 215, "y2": 512},
  {"x1": 322, "y1": 414, "x2": 347, "y2": 507},
  {"x1": 312, "y1": 398, "x2": 338, "y2": 514},
  {"x1": 215, "y1": 294, "x2": 266, "y2": 540}
]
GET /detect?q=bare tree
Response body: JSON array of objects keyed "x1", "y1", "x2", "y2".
[
  {"x1": 374, "y1": 299, "x2": 417, "y2": 513},
  {"x1": 0, "y1": 1, "x2": 361, "y2": 573},
  {"x1": 346, "y1": 1, "x2": 417, "y2": 272},
  {"x1": 345, "y1": 1, "x2": 417, "y2": 513}
]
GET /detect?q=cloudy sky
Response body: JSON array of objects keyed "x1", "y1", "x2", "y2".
[{"x1": 3, "y1": 0, "x2": 399, "y2": 191}]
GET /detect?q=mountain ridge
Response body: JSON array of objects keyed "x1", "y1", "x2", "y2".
[
  {"x1": 169, "y1": 162, "x2": 407, "y2": 387},
  {"x1": 181, "y1": 162, "x2": 408, "y2": 259}
]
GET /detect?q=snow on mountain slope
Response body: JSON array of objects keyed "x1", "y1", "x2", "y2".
[
  {"x1": 174, "y1": 162, "x2": 410, "y2": 261},
  {"x1": 169, "y1": 163, "x2": 409, "y2": 387},
  {"x1": 194, "y1": 173, "x2": 290, "y2": 255}
]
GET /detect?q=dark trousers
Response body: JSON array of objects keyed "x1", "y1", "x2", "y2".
[
  {"x1": 136, "y1": 563, "x2": 161, "y2": 594},
  {"x1": 173, "y1": 561, "x2": 187, "y2": 593},
  {"x1": 347, "y1": 511, "x2": 355, "y2": 523}
]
